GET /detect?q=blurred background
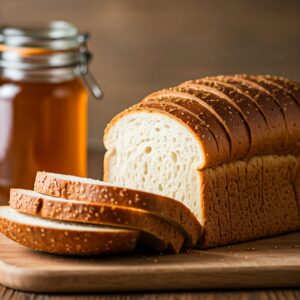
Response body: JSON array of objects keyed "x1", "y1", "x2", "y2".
[{"x1": 1, "y1": 0, "x2": 299, "y2": 176}]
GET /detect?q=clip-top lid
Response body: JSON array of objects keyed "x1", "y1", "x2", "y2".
[{"x1": 0, "y1": 21, "x2": 103, "y2": 99}]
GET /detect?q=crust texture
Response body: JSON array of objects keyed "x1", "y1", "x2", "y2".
[{"x1": 10, "y1": 189, "x2": 185, "y2": 254}]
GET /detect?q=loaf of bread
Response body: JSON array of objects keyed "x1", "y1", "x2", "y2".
[{"x1": 104, "y1": 74, "x2": 300, "y2": 247}]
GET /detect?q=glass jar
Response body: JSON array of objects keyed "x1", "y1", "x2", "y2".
[{"x1": 0, "y1": 21, "x2": 102, "y2": 205}]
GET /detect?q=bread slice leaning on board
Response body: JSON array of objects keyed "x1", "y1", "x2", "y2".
[
  {"x1": 34, "y1": 172, "x2": 202, "y2": 248},
  {"x1": 9, "y1": 189, "x2": 185, "y2": 253},
  {"x1": 0, "y1": 206, "x2": 139, "y2": 255},
  {"x1": 104, "y1": 74, "x2": 300, "y2": 248}
]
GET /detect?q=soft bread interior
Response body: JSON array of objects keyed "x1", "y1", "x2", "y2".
[
  {"x1": 104, "y1": 111, "x2": 203, "y2": 220},
  {"x1": 0, "y1": 206, "x2": 131, "y2": 232}
]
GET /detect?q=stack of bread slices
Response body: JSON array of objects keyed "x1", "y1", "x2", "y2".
[{"x1": 0, "y1": 172, "x2": 202, "y2": 255}]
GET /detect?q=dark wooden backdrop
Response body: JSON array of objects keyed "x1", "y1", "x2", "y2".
[{"x1": 0, "y1": 0, "x2": 299, "y2": 151}]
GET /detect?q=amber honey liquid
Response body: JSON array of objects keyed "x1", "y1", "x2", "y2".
[{"x1": 0, "y1": 76, "x2": 87, "y2": 205}]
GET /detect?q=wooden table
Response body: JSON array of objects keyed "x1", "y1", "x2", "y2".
[{"x1": 0, "y1": 286, "x2": 299, "y2": 300}]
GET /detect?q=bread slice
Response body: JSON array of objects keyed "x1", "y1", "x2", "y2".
[
  {"x1": 163, "y1": 88, "x2": 234, "y2": 158},
  {"x1": 9, "y1": 189, "x2": 185, "y2": 253},
  {"x1": 238, "y1": 75, "x2": 300, "y2": 154},
  {"x1": 34, "y1": 171, "x2": 202, "y2": 248},
  {"x1": 104, "y1": 108, "x2": 208, "y2": 221},
  {"x1": 210, "y1": 75, "x2": 286, "y2": 153},
  {"x1": 263, "y1": 75, "x2": 300, "y2": 106},
  {"x1": 0, "y1": 206, "x2": 138, "y2": 256},
  {"x1": 176, "y1": 83, "x2": 250, "y2": 161},
  {"x1": 194, "y1": 78, "x2": 271, "y2": 156},
  {"x1": 140, "y1": 99, "x2": 219, "y2": 148},
  {"x1": 137, "y1": 101, "x2": 219, "y2": 168},
  {"x1": 141, "y1": 90, "x2": 231, "y2": 164},
  {"x1": 258, "y1": 77, "x2": 300, "y2": 154},
  {"x1": 111, "y1": 104, "x2": 220, "y2": 169}
]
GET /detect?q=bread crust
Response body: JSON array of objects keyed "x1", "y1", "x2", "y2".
[
  {"x1": 191, "y1": 79, "x2": 269, "y2": 156},
  {"x1": 196, "y1": 77, "x2": 271, "y2": 157},
  {"x1": 199, "y1": 155, "x2": 300, "y2": 248},
  {"x1": 34, "y1": 172, "x2": 202, "y2": 248},
  {"x1": 177, "y1": 83, "x2": 250, "y2": 161},
  {"x1": 240, "y1": 75, "x2": 300, "y2": 154},
  {"x1": 0, "y1": 211, "x2": 138, "y2": 256},
  {"x1": 209, "y1": 75, "x2": 286, "y2": 154},
  {"x1": 264, "y1": 75, "x2": 300, "y2": 106},
  {"x1": 10, "y1": 189, "x2": 185, "y2": 254}
]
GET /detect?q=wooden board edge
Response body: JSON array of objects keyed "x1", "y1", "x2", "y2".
[{"x1": 0, "y1": 262, "x2": 299, "y2": 293}]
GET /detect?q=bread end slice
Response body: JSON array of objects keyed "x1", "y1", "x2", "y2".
[{"x1": 0, "y1": 207, "x2": 138, "y2": 256}]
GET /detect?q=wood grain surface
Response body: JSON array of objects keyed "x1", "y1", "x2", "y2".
[
  {"x1": 0, "y1": 286, "x2": 299, "y2": 300},
  {"x1": 0, "y1": 232, "x2": 299, "y2": 294}
]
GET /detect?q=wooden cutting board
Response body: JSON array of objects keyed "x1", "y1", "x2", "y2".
[{"x1": 0, "y1": 232, "x2": 299, "y2": 293}]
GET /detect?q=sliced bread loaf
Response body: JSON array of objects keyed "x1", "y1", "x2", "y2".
[
  {"x1": 104, "y1": 74, "x2": 300, "y2": 248},
  {"x1": 9, "y1": 189, "x2": 185, "y2": 253},
  {"x1": 0, "y1": 206, "x2": 139, "y2": 255}
]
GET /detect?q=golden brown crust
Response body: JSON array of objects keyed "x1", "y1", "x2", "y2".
[
  {"x1": 0, "y1": 216, "x2": 138, "y2": 256},
  {"x1": 264, "y1": 75, "x2": 300, "y2": 106},
  {"x1": 295, "y1": 156, "x2": 300, "y2": 217},
  {"x1": 176, "y1": 83, "x2": 250, "y2": 161},
  {"x1": 210, "y1": 75, "x2": 286, "y2": 154},
  {"x1": 196, "y1": 78, "x2": 271, "y2": 156},
  {"x1": 9, "y1": 189, "x2": 185, "y2": 254},
  {"x1": 34, "y1": 172, "x2": 202, "y2": 248},
  {"x1": 142, "y1": 90, "x2": 231, "y2": 164},
  {"x1": 240, "y1": 75, "x2": 300, "y2": 155}
]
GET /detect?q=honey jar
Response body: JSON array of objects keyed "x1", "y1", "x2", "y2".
[{"x1": 0, "y1": 21, "x2": 102, "y2": 204}]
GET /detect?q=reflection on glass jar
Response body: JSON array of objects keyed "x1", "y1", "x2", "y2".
[{"x1": 0, "y1": 21, "x2": 102, "y2": 204}]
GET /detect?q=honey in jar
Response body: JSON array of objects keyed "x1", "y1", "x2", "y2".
[{"x1": 0, "y1": 22, "x2": 102, "y2": 204}]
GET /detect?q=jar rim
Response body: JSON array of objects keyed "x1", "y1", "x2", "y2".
[
  {"x1": 0, "y1": 21, "x2": 84, "y2": 50},
  {"x1": 0, "y1": 21, "x2": 103, "y2": 99},
  {"x1": 0, "y1": 21, "x2": 89, "y2": 69}
]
